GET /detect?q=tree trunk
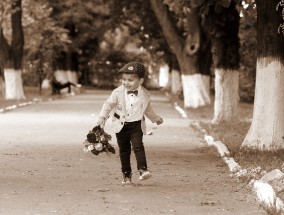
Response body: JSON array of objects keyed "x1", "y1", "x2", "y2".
[
  {"x1": 205, "y1": 2, "x2": 240, "y2": 123},
  {"x1": 0, "y1": 75, "x2": 5, "y2": 99},
  {"x1": 159, "y1": 64, "x2": 169, "y2": 87},
  {"x1": 3, "y1": 0, "x2": 25, "y2": 100},
  {"x1": 4, "y1": 68, "x2": 25, "y2": 100},
  {"x1": 242, "y1": 0, "x2": 284, "y2": 149},
  {"x1": 0, "y1": 29, "x2": 11, "y2": 67},
  {"x1": 213, "y1": 69, "x2": 239, "y2": 123},
  {"x1": 149, "y1": 0, "x2": 211, "y2": 108},
  {"x1": 164, "y1": 68, "x2": 182, "y2": 103},
  {"x1": 11, "y1": 0, "x2": 24, "y2": 70},
  {"x1": 184, "y1": 8, "x2": 200, "y2": 56},
  {"x1": 182, "y1": 74, "x2": 210, "y2": 108},
  {"x1": 171, "y1": 69, "x2": 182, "y2": 95}
]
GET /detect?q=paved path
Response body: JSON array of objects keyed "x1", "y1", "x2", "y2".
[{"x1": 0, "y1": 90, "x2": 264, "y2": 215}]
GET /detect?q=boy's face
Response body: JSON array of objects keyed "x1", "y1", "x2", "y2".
[{"x1": 121, "y1": 73, "x2": 144, "y2": 91}]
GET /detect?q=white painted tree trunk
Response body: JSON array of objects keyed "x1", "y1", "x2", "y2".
[
  {"x1": 4, "y1": 68, "x2": 26, "y2": 100},
  {"x1": 159, "y1": 65, "x2": 169, "y2": 87},
  {"x1": 213, "y1": 69, "x2": 239, "y2": 123},
  {"x1": 165, "y1": 69, "x2": 182, "y2": 103},
  {"x1": 242, "y1": 58, "x2": 284, "y2": 149},
  {"x1": 0, "y1": 76, "x2": 5, "y2": 99},
  {"x1": 171, "y1": 69, "x2": 182, "y2": 94},
  {"x1": 181, "y1": 74, "x2": 211, "y2": 108}
]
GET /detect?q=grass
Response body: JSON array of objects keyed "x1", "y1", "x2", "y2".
[
  {"x1": 168, "y1": 91, "x2": 284, "y2": 182},
  {"x1": 186, "y1": 99, "x2": 284, "y2": 180},
  {"x1": 185, "y1": 100, "x2": 284, "y2": 205}
]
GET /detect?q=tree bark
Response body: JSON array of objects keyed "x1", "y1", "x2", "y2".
[
  {"x1": 149, "y1": 0, "x2": 183, "y2": 57},
  {"x1": 11, "y1": 0, "x2": 24, "y2": 70},
  {"x1": 149, "y1": 0, "x2": 211, "y2": 108},
  {"x1": 184, "y1": 8, "x2": 200, "y2": 56},
  {"x1": 205, "y1": 2, "x2": 240, "y2": 123},
  {"x1": 0, "y1": 29, "x2": 11, "y2": 67},
  {"x1": 3, "y1": 0, "x2": 25, "y2": 100},
  {"x1": 171, "y1": 69, "x2": 182, "y2": 95},
  {"x1": 182, "y1": 74, "x2": 210, "y2": 108},
  {"x1": 4, "y1": 69, "x2": 25, "y2": 99},
  {"x1": 213, "y1": 69, "x2": 239, "y2": 123},
  {"x1": 0, "y1": 29, "x2": 9, "y2": 99},
  {"x1": 0, "y1": 60, "x2": 4, "y2": 98},
  {"x1": 242, "y1": 0, "x2": 284, "y2": 149}
]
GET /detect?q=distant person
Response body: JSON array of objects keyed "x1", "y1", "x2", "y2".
[
  {"x1": 51, "y1": 76, "x2": 81, "y2": 95},
  {"x1": 96, "y1": 61, "x2": 163, "y2": 185}
]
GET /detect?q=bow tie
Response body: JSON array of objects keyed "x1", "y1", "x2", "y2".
[{"x1": 127, "y1": 90, "x2": 138, "y2": 96}]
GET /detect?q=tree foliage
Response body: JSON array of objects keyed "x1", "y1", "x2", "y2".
[
  {"x1": 107, "y1": 0, "x2": 174, "y2": 66},
  {"x1": 47, "y1": 0, "x2": 112, "y2": 85},
  {"x1": 49, "y1": 0, "x2": 110, "y2": 53},
  {"x1": 1, "y1": 0, "x2": 259, "y2": 102},
  {"x1": 23, "y1": 2, "x2": 69, "y2": 66},
  {"x1": 21, "y1": 0, "x2": 111, "y2": 85},
  {"x1": 18, "y1": 0, "x2": 69, "y2": 85}
]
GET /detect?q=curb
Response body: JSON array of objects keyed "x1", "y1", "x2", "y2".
[
  {"x1": 197, "y1": 121, "x2": 284, "y2": 215},
  {"x1": 173, "y1": 102, "x2": 284, "y2": 215},
  {"x1": 0, "y1": 98, "x2": 43, "y2": 113},
  {"x1": 173, "y1": 102, "x2": 188, "y2": 118},
  {"x1": 193, "y1": 121, "x2": 241, "y2": 173},
  {"x1": 0, "y1": 93, "x2": 76, "y2": 113}
]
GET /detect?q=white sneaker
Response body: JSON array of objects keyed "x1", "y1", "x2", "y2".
[
  {"x1": 122, "y1": 173, "x2": 132, "y2": 185},
  {"x1": 139, "y1": 170, "x2": 152, "y2": 180},
  {"x1": 122, "y1": 177, "x2": 132, "y2": 185}
]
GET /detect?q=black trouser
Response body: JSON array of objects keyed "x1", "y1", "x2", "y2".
[{"x1": 116, "y1": 120, "x2": 147, "y2": 177}]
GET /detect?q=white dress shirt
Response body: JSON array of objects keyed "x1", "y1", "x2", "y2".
[{"x1": 125, "y1": 86, "x2": 143, "y2": 122}]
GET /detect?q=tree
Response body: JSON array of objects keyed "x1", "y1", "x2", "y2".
[
  {"x1": 106, "y1": 0, "x2": 212, "y2": 108},
  {"x1": 242, "y1": 0, "x2": 284, "y2": 149},
  {"x1": 48, "y1": 0, "x2": 110, "y2": 86},
  {"x1": 202, "y1": 0, "x2": 241, "y2": 123},
  {"x1": 22, "y1": 0, "x2": 70, "y2": 91},
  {"x1": 0, "y1": 0, "x2": 25, "y2": 100},
  {"x1": 150, "y1": 0, "x2": 211, "y2": 108}
]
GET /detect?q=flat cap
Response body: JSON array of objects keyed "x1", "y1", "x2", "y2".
[{"x1": 118, "y1": 62, "x2": 146, "y2": 78}]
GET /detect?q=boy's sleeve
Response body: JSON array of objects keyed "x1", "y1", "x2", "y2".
[
  {"x1": 144, "y1": 102, "x2": 161, "y2": 123},
  {"x1": 99, "y1": 90, "x2": 117, "y2": 119}
]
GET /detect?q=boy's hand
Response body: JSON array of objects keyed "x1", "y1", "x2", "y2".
[
  {"x1": 156, "y1": 116, "x2": 163, "y2": 125},
  {"x1": 97, "y1": 117, "x2": 105, "y2": 128}
]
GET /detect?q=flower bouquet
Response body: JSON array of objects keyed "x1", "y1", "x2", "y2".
[{"x1": 83, "y1": 125, "x2": 115, "y2": 155}]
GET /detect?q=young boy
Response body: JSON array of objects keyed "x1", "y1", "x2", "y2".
[{"x1": 97, "y1": 61, "x2": 163, "y2": 185}]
